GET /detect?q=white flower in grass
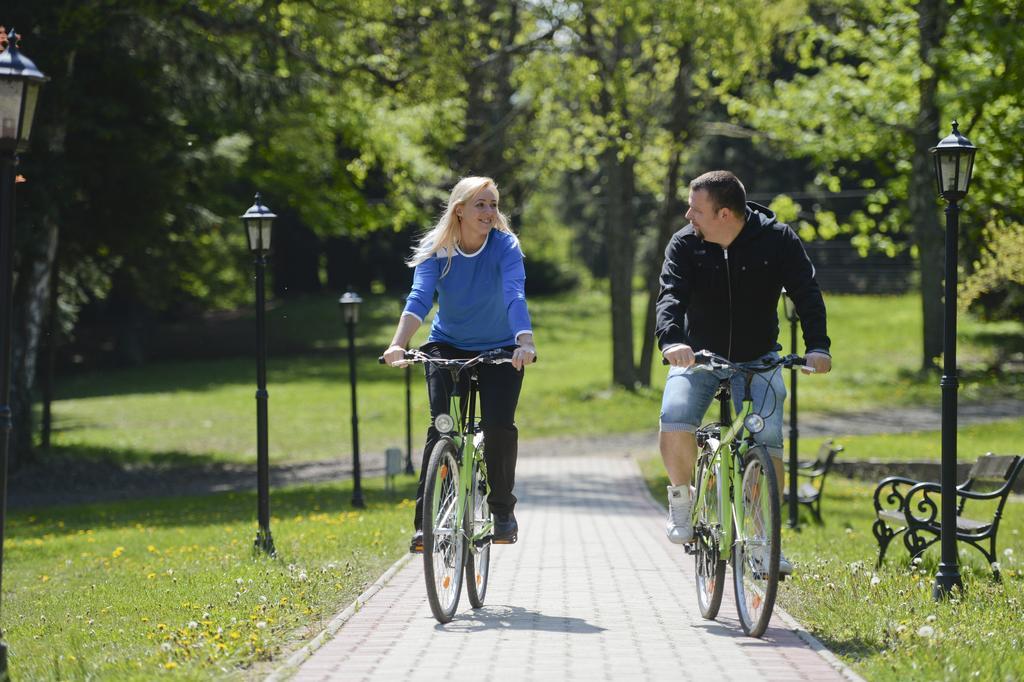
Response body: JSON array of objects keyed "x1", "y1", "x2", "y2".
[
  {"x1": 1004, "y1": 548, "x2": 1014, "y2": 560},
  {"x1": 161, "y1": 643, "x2": 172, "y2": 652},
  {"x1": 187, "y1": 621, "x2": 198, "y2": 629},
  {"x1": 870, "y1": 575, "x2": 881, "y2": 586},
  {"x1": 235, "y1": 578, "x2": 244, "y2": 586},
  {"x1": 259, "y1": 595, "x2": 267, "y2": 603},
  {"x1": 917, "y1": 625, "x2": 935, "y2": 638},
  {"x1": 926, "y1": 614, "x2": 937, "y2": 623},
  {"x1": 256, "y1": 621, "x2": 267, "y2": 629},
  {"x1": 991, "y1": 562, "x2": 1001, "y2": 572}
]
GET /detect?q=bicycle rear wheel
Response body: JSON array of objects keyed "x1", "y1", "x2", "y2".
[
  {"x1": 732, "y1": 445, "x2": 781, "y2": 637},
  {"x1": 423, "y1": 438, "x2": 465, "y2": 623},
  {"x1": 465, "y1": 453, "x2": 491, "y2": 608},
  {"x1": 694, "y1": 449, "x2": 726, "y2": 619}
]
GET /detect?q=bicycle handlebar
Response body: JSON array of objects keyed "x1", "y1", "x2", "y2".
[
  {"x1": 662, "y1": 349, "x2": 813, "y2": 373},
  {"x1": 378, "y1": 347, "x2": 537, "y2": 367}
]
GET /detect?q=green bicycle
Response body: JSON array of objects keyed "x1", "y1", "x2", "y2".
[
  {"x1": 384, "y1": 348, "x2": 518, "y2": 623},
  {"x1": 684, "y1": 350, "x2": 809, "y2": 637}
]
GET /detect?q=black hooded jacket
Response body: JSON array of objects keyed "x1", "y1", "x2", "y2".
[{"x1": 655, "y1": 202, "x2": 830, "y2": 362}]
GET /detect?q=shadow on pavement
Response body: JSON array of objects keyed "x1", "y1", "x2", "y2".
[{"x1": 438, "y1": 605, "x2": 606, "y2": 634}]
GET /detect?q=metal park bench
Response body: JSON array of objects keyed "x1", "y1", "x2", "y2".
[
  {"x1": 784, "y1": 439, "x2": 843, "y2": 524},
  {"x1": 872, "y1": 453, "x2": 1023, "y2": 578}
]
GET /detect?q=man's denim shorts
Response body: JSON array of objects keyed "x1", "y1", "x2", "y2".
[{"x1": 660, "y1": 353, "x2": 787, "y2": 457}]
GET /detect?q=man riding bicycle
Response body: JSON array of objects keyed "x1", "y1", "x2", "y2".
[
  {"x1": 656, "y1": 170, "x2": 831, "y2": 576},
  {"x1": 383, "y1": 176, "x2": 536, "y2": 554}
]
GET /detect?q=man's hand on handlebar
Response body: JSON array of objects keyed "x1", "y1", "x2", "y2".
[
  {"x1": 662, "y1": 343, "x2": 696, "y2": 368},
  {"x1": 382, "y1": 344, "x2": 407, "y2": 367},
  {"x1": 804, "y1": 351, "x2": 831, "y2": 374}
]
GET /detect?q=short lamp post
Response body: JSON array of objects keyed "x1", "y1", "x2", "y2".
[
  {"x1": 0, "y1": 28, "x2": 47, "y2": 677},
  {"x1": 930, "y1": 120, "x2": 977, "y2": 599},
  {"x1": 400, "y1": 294, "x2": 414, "y2": 475},
  {"x1": 783, "y1": 290, "x2": 800, "y2": 529},
  {"x1": 340, "y1": 290, "x2": 365, "y2": 508},
  {"x1": 241, "y1": 193, "x2": 277, "y2": 556}
]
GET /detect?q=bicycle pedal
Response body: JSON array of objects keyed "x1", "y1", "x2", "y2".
[
  {"x1": 683, "y1": 542, "x2": 697, "y2": 555},
  {"x1": 491, "y1": 534, "x2": 517, "y2": 545}
]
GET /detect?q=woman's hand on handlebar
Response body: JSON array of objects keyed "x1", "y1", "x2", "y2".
[
  {"x1": 382, "y1": 344, "x2": 408, "y2": 367},
  {"x1": 662, "y1": 343, "x2": 695, "y2": 368},
  {"x1": 511, "y1": 341, "x2": 537, "y2": 371}
]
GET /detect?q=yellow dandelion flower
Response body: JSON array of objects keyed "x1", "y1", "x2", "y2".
[
  {"x1": 229, "y1": 631, "x2": 240, "y2": 640},
  {"x1": 147, "y1": 545, "x2": 158, "y2": 553},
  {"x1": 40, "y1": 575, "x2": 49, "y2": 582},
  {"x1": 111, "y1": 546, "x2": 124, "y2": 558},
  {"x1": 141, "y1": 617, "x2": 150, "y2": 623},
  {"x1": 164, "y1": 661, "x2": 177, "y2": 670},
  {"x1": 147, "y1": 573, "x2": 156, "y2": 580}
]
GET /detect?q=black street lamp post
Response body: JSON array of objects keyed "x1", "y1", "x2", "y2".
[
  {"x1": 340, "y1": 291, "x2": 365, "y2": 508},
  {"x1": 930, "y1": 120, "x2": 977, "y2": 599},
  {"x1": 400, "y1": 294, "x2": 413, "y2": 475},
  {"x1": 0, "y1": 28, "x2": 47, "y2": 678},
  {"x1": 241, "y1": 193, "x2": 277, "y2": 556},
  {"x1": 783, "y1": 291, "x2": 800, "y2": 529}
]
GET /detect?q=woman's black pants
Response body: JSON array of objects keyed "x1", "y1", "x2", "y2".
[{"x1": 413, "y1": 342, "x2": 524, "y2": 531}]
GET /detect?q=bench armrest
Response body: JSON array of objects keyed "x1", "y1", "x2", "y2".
[{"x1": 873, "y1": 476, "x2": 922, "y2": 514}]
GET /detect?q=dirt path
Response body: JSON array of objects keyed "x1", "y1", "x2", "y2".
[{"x1": 10, "y1": 398, "x2": 1021, "y2": 510}]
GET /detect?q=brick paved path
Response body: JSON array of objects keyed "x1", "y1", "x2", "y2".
[{"x1": 290, "y1": 454, "x2": 857, "y2": 682}]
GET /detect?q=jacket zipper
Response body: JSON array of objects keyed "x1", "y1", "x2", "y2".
[{"x1": 724, "y1": 247, "x2": 733, "y2": 359}]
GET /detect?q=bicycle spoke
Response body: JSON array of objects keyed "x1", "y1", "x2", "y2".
[
  {"x1": 733, "y1": 447, "x2": 780, "y2": 637},
  {"x1": 423, "y1": 443, "x2": 465, "y2": 623}
]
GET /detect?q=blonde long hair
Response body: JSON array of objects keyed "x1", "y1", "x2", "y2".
[{"x1": 407, "y1": 176, "x2": 518, "y2": 274}]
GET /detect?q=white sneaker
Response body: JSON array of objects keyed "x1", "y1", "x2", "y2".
[
  {"x1": 665, "y1": 485, "x2": 694, "y2": 544},
  {"x1": 749, "y1": 545, "x2": 794, "y2": 576}
]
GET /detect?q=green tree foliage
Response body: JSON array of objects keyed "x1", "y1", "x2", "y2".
[
  {"x1": 516, "y1": 0, "x2": 805, "y2": 386},
  {"x1": 728, "y1": 0, "x2": 1024, "y2": 369},
  {"x1": 960, "y1": 219, "x2": 1024, "y2": 319}
]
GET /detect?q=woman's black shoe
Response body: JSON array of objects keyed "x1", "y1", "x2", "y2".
[
  {"x1": 409, "y1": 530, "x2": 424, "y2": 553},
  {"x1": 492, "y1": 513, "x2": 518, "y2": 544}
]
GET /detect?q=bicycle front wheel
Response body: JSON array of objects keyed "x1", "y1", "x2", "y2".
[
  {"x1": 694, "y1": 450, "x2": 726, "y2": 619},
  {"x1": 465, "y1": 453, "x2": 491, "y2": 608},
  {"x1": 422, "y1": 438, "x2": 466, "y2": 623},
  {"x1": 732, "y1": 445, "x2": 781, "y2": 637}
]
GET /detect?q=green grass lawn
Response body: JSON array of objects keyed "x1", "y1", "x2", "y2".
[
  {"x1": 638, "y1": 460, "x2": 1024, "y2": 681},
  {"x1": 5, "y1": 474, "x2": 418, "y2": 680},
  {"x1": 18, "y1": 289, "x2": 1023, "y2": 680},
  {"x1": 804, "y1": 417, "x2": 1024, "y2": 462},
  {"x1": 41, "y1": 291, "x2": 1023, "y2": 467}
]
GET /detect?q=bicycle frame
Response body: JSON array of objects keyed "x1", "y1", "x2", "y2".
[
  {"x1": 436, "y1": 364, "x2": 493, "y2": 548},
  {"x1": 692, "y1": 373, "x2": 761, "y2": 564}
]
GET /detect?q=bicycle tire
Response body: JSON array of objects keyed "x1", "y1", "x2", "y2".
[
  {"x1": 464, "y1": 453, "x2": 491, "y2": 608},
  {"x1": 422, "y1": 438, "x2": 466, "y2": 623},
  {"x1": 732, "y1": 445, "x2": 781, "y2": 637},
  {"x1": 694, "y1": 448, "x2": 726, "y2": 619}
]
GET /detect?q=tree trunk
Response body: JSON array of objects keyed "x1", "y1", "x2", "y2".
[
  {"x1": 604, "y1": 145, "x2": 639, "y2": 387},
  {"x1": 7, "y1": 45, "x2": 74, "y2": 470},
  {"x1": 10, "y1": 214, "x2": 58, "y2": 468},
  {"x1": 911, "y1": 0, "x2": 954, "y2": 371},
  {"x1": 639, "y1": 42, "x2": 693, "y2": 386}
]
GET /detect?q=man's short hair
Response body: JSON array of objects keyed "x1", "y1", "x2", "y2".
[{"x1": 690, "y1": 171, "x2": 746, "y2": 218}]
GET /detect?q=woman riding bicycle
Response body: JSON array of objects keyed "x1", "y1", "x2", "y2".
[{"x1": 382, "y1": 176, "x2": 536, "y2": 553}]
